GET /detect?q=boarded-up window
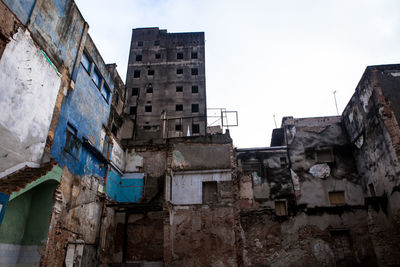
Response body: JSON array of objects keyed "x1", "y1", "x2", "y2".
[
  {"x1": 316, "y1": 148, "x2": 334, "y2": 162},
  {"x1": 329, "y1": 191, "x2": 345, "y2": 205},
  {"x1": 203, "y1": 181, "x2": 218, "y2": 203},
  {"x1": 275, "y1": 201, "x2": 287, "y2": 216}
]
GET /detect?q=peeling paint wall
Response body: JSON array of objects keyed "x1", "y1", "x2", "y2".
[{"x1": 0, "y1": 28, "x2": 61, "y2": 173}]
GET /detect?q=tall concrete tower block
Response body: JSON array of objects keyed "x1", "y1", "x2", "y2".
[{"x1": 125, "y1": 28, "x2": 206, "y2": 144}]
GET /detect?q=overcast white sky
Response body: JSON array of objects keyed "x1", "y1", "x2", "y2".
[{"x1": 75, "y1": 0, "x2": 400, "y2": 148}]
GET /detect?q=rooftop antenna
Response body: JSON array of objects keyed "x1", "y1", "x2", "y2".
[
  {"x1": 333, "y1": 90, "x2": 339, "y2": 115},
  {"x1": 273, "y1": 115, "x2": 278, "y2": 128}
]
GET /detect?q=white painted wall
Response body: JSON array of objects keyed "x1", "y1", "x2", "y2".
[
  {"x1": 0, "y1": 29, "x2": 61, "y2": 173},
  {"x1": 110, "y1": 137, "x2": 124, "y2": 171},
  {"x1": 171, "y1": 170, "x2": 231, "y2": 205}
]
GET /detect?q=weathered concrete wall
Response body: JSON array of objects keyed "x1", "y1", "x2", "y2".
[
  {"x1": 27, "y1": 0, "x2": 86, "y2": 76},
  {"x1": 240, "y1": 209, "x2": 377, "y2": 267},
  {"x1": 168, "y1": 205, "x2": 237, "y2": 266},
  {"x1": 282, "y1": 116, "x2": 363, "y2": 208},
  {"x1": 41, "y1": 167, "x2": 105, "y2": 266},
  {"x1": 125, "y1": 28, "x2": 206, "y2": 144},
  {"x1": 0, "y1": 28, "x2": 61, "y2": 173},
  {"x1": 343, "y1": 65, "x2": 400, "y2": 266}
]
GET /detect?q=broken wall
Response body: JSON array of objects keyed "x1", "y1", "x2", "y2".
[
  {"x1": 164, "y1": 135, "x2": 238, "y2": 266},
  {"x1": 343, "y1": 65, "x2": 400, "y2": 266}
]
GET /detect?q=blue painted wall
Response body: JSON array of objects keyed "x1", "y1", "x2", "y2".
[
  {"x1": 51, "y1": 41, "x2": 114, "y2": 178},
  {"x1": 106, "y1": 169, "x2": 143, "y2": 203},
  {"x1": 0, "y1": 193, "x2": 10, "y2": 225},
  {"x1": 2, "y1": 0, "x2": 36, "y2": 25}
]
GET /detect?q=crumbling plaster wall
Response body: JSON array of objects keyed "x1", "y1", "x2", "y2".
[
  {"x1": 240, "y1": 209, "x2": 377, "y2": 267},
  {"x1": 343, "y1": 66, "x2": 400, "y2": 266},
  {"x1": 283, "y1": 117, "x2": 363, "y2": 208},
  {"x1": 41, "y1": 167, "x2": 105, "y2": 266},
  {"x1": 0, "y1": 28, "x2": 61, "y2": 173}
]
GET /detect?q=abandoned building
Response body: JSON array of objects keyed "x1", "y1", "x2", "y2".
[{"x1": 0, "y1": 0, "x2": 400, "y2": 266}]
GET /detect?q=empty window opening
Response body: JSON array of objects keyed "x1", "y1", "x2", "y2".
[
  {"x1": 175, "y1": 124, "x2": 182, "y2": 131},
  {"x1": 133, "y1": 70, "x2": 141, "y2": 78},
  {"x1": 191, "y1": 52, "x2": 198, "y2": 59},
  {"x1": 177, "y1": 68, "x2": 183, "y2": 75},
  {"x1": 112, "y1": 124, "x2": 118, "y2": 136},
  {"x1": 176, "y1": 86, "x2": 183, "y2": 92},
  {"x1": 146, "y1": 86, "x2": 153, "y2": 93},
  {"x1": 92, "y1": 68, "x2": 101, "y2": 88},
  {"x1": 129, "y1": 106, "x2": 137, "y2": 115},
  {"x1": 176, "y1": 104, "x2": 183, "y2": 111},
  {"x1": 191, "y1": 68, "x2": 198, "y2": 75},
  {"x1": 64, "y1": 123, "x2": 80, "y2": 159},
  {"x1": 203, "y1": 181, "x2": 218, "y2": 203},
  {"x1": 132, "y1": 87, "x2": 139, "y2": 96},
  {"x1": 135, "y1": 55, "x2": 142, "y2": 61},
  {"x1": 81, "y1": 51, "x2": 91, "y2": 72},
  {"x1": 316, "y1": 148, "x2": 334, "y2": 163},
  {"x1": 329, "y1": 191, "x2": 345, "y2": 205},
  {"x1": 280, "y1": 157, "x2": 287, "y2": 166},
  {"x1": 101, "y1": 83, "x2": 110, "y2": 103},
  {"x1": 137, "y1": 41, "x2": 143, "y2": 46},
  {"x1": 148, "y1": 69, "x2": 154, "y2": 76},
  {"x1": 154, "y1": 40, "x2": 160, "y2": 46},
  {"x1": 145, "y1": 106, "x2": 152, "y2": 113},
  {"x1": 144, "y1": 126, "x2": 151, "y2": 130},
  {"x1": 192, "y1": 85, "x2": 198, "y2": 94},
  {"x1": 192, "y1": 123, "x2": 200, "y2": 134},
  {"x1": 177, "y1": 52, "x2": 184, "y2": 59},
  {"x1": 192, "y1": 104, "x2": 199, "y2": 113},
  {"x1": 145, "y1": 122, "x2": 149, "y2": 124},
  {"x1": 275, "y1": 201, "x2": 287, "y2": 216},
  {"x1": 155, "y1": 53, "x2": 161, "y2": 59},
  {"x1": 368, "y1": 183, "x2": 376, "y2": 197}
]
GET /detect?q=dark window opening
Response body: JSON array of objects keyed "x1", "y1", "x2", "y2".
[
  {"x1": 155, "y1": 53, "x2": 161, "y2": 59},
  {"x1": 275, "y1": 201, "x2": 287, "y2": 216},
  {"x1": 175, "y1": 124, "x2": 182, "y2": 131},
  {"x1": 146, "y1": 86, "x2": 153, "y2": 93},
  {"x1": 132, "y1": 88, "x2": 139, "y2": 96},
  {"x1": 329, "y1": 191, "x2": 346, "y2": 205},
  {"x1": 176, "y1": 86, "x2": 183, "y2": 92},
  {"x1": 176, "y1": 104, "x2": 183, "y2": 111},
  {"x1": 280, "y1": 157, "x2": 287, "y2": 166},
  {"x1": 191, "y1": 52, "x2": 198, "y2": 59},
  {"x1": 148, "y1": 69, "x2": 154, "y2": 76},
  {"x1": 112, "y1": 124, "x2": 118, "y2": 136},
  {"x1": 64, "y1": 123, "x2": 80, "y2": 160},
  {"x1": 177, "y1": 52, "x2": 183, "y2": 59},
  {"x1": 316, "y1": 148, "x2": 334, "y2": 163},
  {"x1": 133, "y1": 70, "x2": 141, "y2": 78},
  {"x1": 191, "y1": 68, "x2": 198, "y2": 75},
  {"x1": 202, "y1": 181, "x2": 218, "y2": 203},
  {"x1": 135, "y1": 55, "x2": 142, "y2": 61},
  {"x1": 114, "y1": 91, "x2": 119, "y2": 105},
  {"x1": 154, "y1": 40, "x2": 160, "y2": 46},
  {"x1": 144, "y1": 126, "x2": 151, "y2": 130},
  {"x1": 92, "y1": 68, "x2": 101, "y2": 88},
  {"x1": 192, "y1": 85, "x2": 198, "y2": 94},
  {"x1": 192, "y1": 104, "x2": 199, "y2": 113},
  {"x1": 129, "y1": 106, "x2": 137, "y2": 115},
  {"x1": 81, "y1": 51, "x2": 91, "y2": 72},
  {"x1": 101, "y1": 83, "x2": 110, "y2": 103},
  {"x1": 368, "y1": 183, "x2": 376, "y2": 197},
  {"x1": 137, "y1": 41, "x2": 143, "y2": 46},
  {"x1": 192, "y1": 123, "x2": 200, "y2": 134},
  {"x1": 145, "y1": 106, "x2": 152, "y2": 113},
  {"x1": 177, "y1": 69, "x2": 183, "y2": 75}
]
